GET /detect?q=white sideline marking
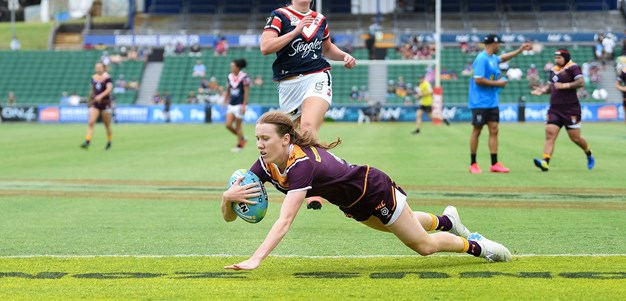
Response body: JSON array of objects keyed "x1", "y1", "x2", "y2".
[{"x1": 1, "y1": 254, "x2": 625, "y2": 259}]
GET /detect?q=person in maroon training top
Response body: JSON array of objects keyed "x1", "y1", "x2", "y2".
[
  {"x1": 81, "y1": 62, "x2": 113, "y2": 150},
  {"x1": 220, "y1": 111, "x2": 512, "y2": 271},
  {"x1": 531, "y1": 49, "x2": 595, "y2": 171}
]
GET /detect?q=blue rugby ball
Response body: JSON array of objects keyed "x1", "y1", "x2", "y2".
[{"x1": 228, "y1": 169, "x2": 268, "y2": 223}]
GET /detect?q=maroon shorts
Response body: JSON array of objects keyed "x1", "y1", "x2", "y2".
[
  {"x1": 90, "y1": 99, "x2": 112, "y2": 111},
  {"x1": 547, "y1": 106, "x2": 581, "y2": 129},
  {"x1": 339, "y1": 167, "x2": 408, "y2": 226}
]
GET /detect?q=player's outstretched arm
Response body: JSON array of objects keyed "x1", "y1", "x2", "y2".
[
  {"x1": 499, "y1": 42, "x2": 532, "y2": 63},
  {"x1": 225, "y1": 190, "x2": 306, "y2": 270}
]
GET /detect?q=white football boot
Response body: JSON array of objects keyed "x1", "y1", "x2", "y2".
[
  {"x1": 468, "y1": 232, "x2": 512, "y2": 262},
  {"x1": 443, "y1": 206, "x2": 471, "y2": 238}
]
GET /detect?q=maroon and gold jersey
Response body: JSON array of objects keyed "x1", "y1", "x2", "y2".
[
  {"x1": 548, "y1": 62, "x2": 583, "y2": 109},
  {"x1": 249, "y1": 144, "x2": 371, "y2": 208},
  {"x1": 91, "y1": 72, "x2": 113, "y2": 102}
]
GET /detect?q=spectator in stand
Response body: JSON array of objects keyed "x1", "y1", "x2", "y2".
[
  {"x1": 387, "y1": 80, "x2": 397, "y2": 98},
  {"x1": 527, "y1": 64, "x2": 540, "y2": 88},
  {"x1": 119, "y1": 46, "x2": 128, "y2": 59},
  {"x1": 109, "y1": 52, "x2": 123, "y2": 64},
  {"x1": 127, "y1": 47, "x2": 140, "y2": 61},
  {"x1": 461, "y1": 60, "x2": 473, "y2": 76},
  {"x1": 199, "y1": 76, "x2": 224, "y2": 104},
  {"x1": 187, "y1": 91, "x2": 199, "y2": 104},
  {"x1": 543, "y1": 60, "x2": 555, "y2": 79},
  {"x1": 100, "y1": 51, "x2": 111, "y2": 66},
  {"x1": 215, "y1": 37, "x2": 228, "y2": 56},
  {"x1": 151, "y1": 91, "x2": 162, "y2": 104},
  {"x1": 602, "y1": 34, "x2": 616, "y2": 66},
  {"x1": 506, "y1": 64, "x2": 523, "y2": 80},
  {"x1": 441, "y1": 68, "x2": 458, "y2": 80},
  {"x1": 349, "y1": 86, "x2": 360, "y2": 102},
  {"x1": 114, "y1": 74, "x2": 127, "y2": 93},
  {"x1": 358, "y1": 85, "x2": 369, "y2": 102},
  {"x1": 399, "y1": 43, "x2": 416, "y2": 59},
  {"x1": 6, "y1": 91, "x2": 16, "y2": 105},
  {"x1": 175, "y1": 42, "x2": 185, "y2": 55},
  {"x1": 192, "y1": 60, "x2": 207, "y2": 77},
  {"x1": 60, "y1": 91, "x2": 70, "y2": 105},
  {"x1": 405, "y1": 82, "x2": 415, "y2": 98},
  {"x1": 589, "y1": 63, "x2": 601, "y2": 84},
  {"x1": 594, "y1": 33, "x2": 604, "y2": 62},
  {"x1": 127, "y1": 78, "x2": 139, "y2": 91},
  {"x1": 189, "y1": 43, "x2": 202, "y2": 57},
  {"x1": 69, "y1": 92, "x2": 82, "y2": 106},
  {"x1": 164, "y1": 43, "x2": 176, "y2": 56},
  {"x1": 459, "y1": 41, "x2": 469, "y2": 53}
]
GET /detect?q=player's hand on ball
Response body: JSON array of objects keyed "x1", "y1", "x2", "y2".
[
  {"x1": 224, "y1": 258, "x2": 261, "y2": 270},
  {"x1": 520, "y1": 42, "x2": 532, "y2": 51},
  {"x1": 223, "y1": 177, "x2": 261, "y2": 204},
  {"x1": 343, "y1": 55, "x2": 356, "y2": 69}
]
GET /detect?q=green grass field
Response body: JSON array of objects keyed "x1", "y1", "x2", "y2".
[{"x1": 1, "y1": 122, "x2": 625, "y2": 300}]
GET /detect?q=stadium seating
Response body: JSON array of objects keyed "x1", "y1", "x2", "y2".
[
  {"x1": 0, "y1": 50, "x2": 143, "y2": 105},
  {"x1": 157, "y1": 44, "x2": 609, "y2": 105}
]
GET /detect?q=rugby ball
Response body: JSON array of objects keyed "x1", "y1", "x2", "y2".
[{"x1": 228, "y1": 169, "x2": 268, "y2": 223}]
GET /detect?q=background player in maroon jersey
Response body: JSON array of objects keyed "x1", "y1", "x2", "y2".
[
  {"x1": 81, "y1": 62, "x2": 113, "y2": 150},
  {"x1": 221, "y1": 111, "x2": 512, "y2": 270},
  {"x1": 531, "y1": 49, "x2": 595, "y2": 171},
  {"x1": 261, "y1": 0, "x2": 356, "y2": 209}
]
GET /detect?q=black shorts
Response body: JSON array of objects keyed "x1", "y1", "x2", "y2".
[
  {"x1": 547, "y1": 107, "x2": 581, "y2": 129},
  {"x1": 339, "y1": 167, "x2": 408, "y2": 226},
  {"x1": 419, "y1": 105, "x2": 432, "y2": 113},
  {"x1": 90, "y1": 99, "x2": 112, "y2": 111},
  {"x1": 471, "y1": 107, "x2": 499, "y2": 126}
]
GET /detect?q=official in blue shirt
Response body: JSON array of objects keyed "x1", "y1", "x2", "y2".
[{"x1": 468, "y1": 34, "x2": 531, "y2": 174}]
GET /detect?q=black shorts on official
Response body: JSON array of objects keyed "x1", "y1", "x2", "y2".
[
  {"x1": 419, "y1": 105, "x2": 432, "y2": 113},
  {"x1": 471, "y1": 107, "x2": 499, "y2": 126}
]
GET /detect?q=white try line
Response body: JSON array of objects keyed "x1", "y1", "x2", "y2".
[{"x1": 1, "y1": 254, "x2": 626, "y2": 259}]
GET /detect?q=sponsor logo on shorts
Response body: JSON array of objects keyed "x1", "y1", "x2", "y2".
[{"x1": 315, "y1": 81, "x2": 324, "y2": 91}]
